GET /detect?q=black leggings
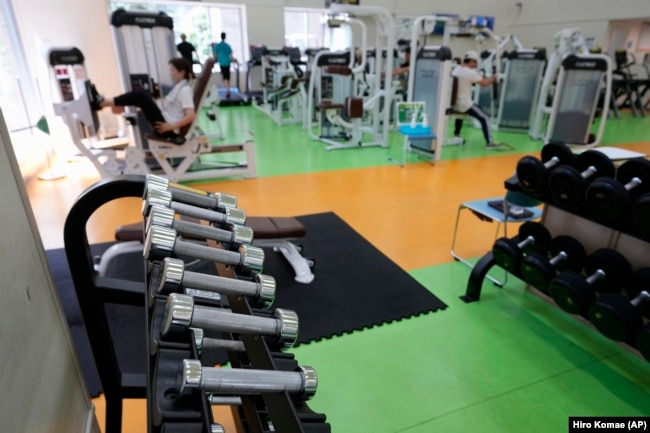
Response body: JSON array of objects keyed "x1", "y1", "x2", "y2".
[
  {"x1": 454, "y1": 105, "x2": 493, "y2": 145},
  {"x1": 113, "y1": 91, "x2": 177, "y2": 138}
]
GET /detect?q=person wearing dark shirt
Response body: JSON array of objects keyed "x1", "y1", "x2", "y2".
[
  {"x1": 392, "y1": 47, "x2": 411, "y2": 76},
  {"x1": 177, "y1": 34, "x2": 197, "y2": 64}
]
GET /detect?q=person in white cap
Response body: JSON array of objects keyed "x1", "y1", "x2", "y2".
[{"x1": 451, "y1": 50, "x2": 502, "y2": 149}]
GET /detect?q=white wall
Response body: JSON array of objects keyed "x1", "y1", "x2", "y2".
[{"x1": 506, "y1": 0, "x2": 650, "y2": 53}]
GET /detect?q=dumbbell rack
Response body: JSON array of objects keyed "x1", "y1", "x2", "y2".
[
  {"x1": 462, "y1": 173, "x2": 650, "y2": 360},
  {"x1": 143, "y1": 201, "x2": 331, "y2": 432}
]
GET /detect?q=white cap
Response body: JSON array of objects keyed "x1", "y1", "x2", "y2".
[{"x1": 464, "y1": 50, "x2": 480, "y2": 62}]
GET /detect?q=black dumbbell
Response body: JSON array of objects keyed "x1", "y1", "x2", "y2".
[
  {"x1": 588, "y1": 268, "x2": 650, "y2": 343},
  {"x1": 585, "y1": 158, "x2": 650, "y2": 223},
  {"x1": 631, "y1": 193, "x2": 650, "y2": 240},
  {"x1": 516, "y1": 142, "x2": 575, "y2": 197},
  {"x1": 549, "y1": 249, "x2": 632, "y2": 317},
  {"x1": 519, "y1": 235, "x2": 586, "y2": 294},
  {"x1": 492, "y1": 222, "x2": 552, "y2": 272},
  {"x1": 547, "y1": 150, "x2": 615, "y2": 211},
  {"x1": 637, "y1": 324, "x2": 650, "y2": 362}
]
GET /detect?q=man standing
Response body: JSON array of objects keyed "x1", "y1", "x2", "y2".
[
  {"x1": 177, "y1": 34, "x2": 197, "y2": 65},
  {"x1": 452, "y1": 50, "x2": 503, "y2": 149},
  {"x1": 213, "y1": 32, "x2": 237, "y2": 98}
]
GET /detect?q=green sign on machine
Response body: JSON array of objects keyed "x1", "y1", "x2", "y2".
[{"x1": 396, "y1": 102, "x2": 426, "y2": 125}]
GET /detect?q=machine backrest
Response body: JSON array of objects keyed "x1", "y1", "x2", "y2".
[{"x1": 180, "y1": 57, "x2": 215, "y2": 137}]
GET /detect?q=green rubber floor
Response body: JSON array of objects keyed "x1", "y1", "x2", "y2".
[
  {"x1": 196, "y1": 106, "x2": 650, "y2": 179},
  {"x1": 196, "y1": 105, "x2": 650, "y2": 432}
]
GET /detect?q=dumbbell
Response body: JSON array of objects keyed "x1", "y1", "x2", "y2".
[
  {"x1": 547, "y1": 150, "x2": 615, "y2": 211},
  {"x1": 147, "y1": 205, "x2": 253, "y2": 247},
  {"x1": 192, "y1": 328, "x2": 246, "y2": 354},
  {"x1": 588, "y1": 268, "x2": 650, "y2": 342},
  {"x1": 549, "y1": 249, "x2": 632, "y2": 317},
  {"x1": 144, "y1": 188, "x2": 246, "y2": 227},
  {"x1": 163, "y1": 293, "x2": 299, "y2": 349},
  {"x1": 585, "y1": 158, "x2": 650, "y2": 223},
  {"x1": 145, "y1": 174, "x2": 238, "y2": 211},
  {"x1": 631, "y1": 193, "x2": 650, "y2": 240},
  {"x1": 181, "y1": 359, "x2": 318, "y2": 401},
  {"x1": 492, "y1": 222, "x2": 552, "y2": 272},
  {"x1": 516, "y1": 142, "x2": 575, "y2": 197},
  {"x1": 158, "y1": 257, "x2": 275, "y2": 308},
  {"x1": 144, "y1": 226, "x2": 264, "y2": 273},
  {"x1": 519, "y1": 235, "x2": 586, "y2": 294}
]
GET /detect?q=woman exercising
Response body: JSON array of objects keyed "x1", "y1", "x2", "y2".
[{"x1": 91, "y1": 57, "x2": 195, "y2": 145}]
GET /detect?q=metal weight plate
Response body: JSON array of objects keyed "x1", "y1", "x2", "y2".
[
  {"x1": 588, "y1": 293, "x2": 642, "y2": 342},
  {"x1": 584, "y1": 249, "x2": 632, "y2": 294},
  {"x1": 518, "y1": 222, "x2": 551, "y2": 253},
  {"x1": 615, "y1": 158, "x2": 650, "y2": 191},
  {"x1": 517, "y1": 156, "x2": 549, "y2": 196},
  {"x1": 541, "y1": 142, "x2": 574, "y2": 165},
  {"x1": 585, "y1": 178, "x2": 630, "y2": 223},
  {"x1": 623, "y1": 267, "x2": 650, "y2": 319},
  {"x1": 549, "y1": 235, "x2": 586, "y2": 272},
  {"x1": 576, "y1": 150, "x2": 615, "y2": 179},
  {"x1": 492, "y1": 237, "x2": 524, "y2": 271},
  {"x1": 549, "y1": 270, "x2": 594, "y2": 316},
  {"x1": 520, "y1": 251, "x2": 555, "y2": 293}
]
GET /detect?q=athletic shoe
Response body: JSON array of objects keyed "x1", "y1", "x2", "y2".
[{"x1": 486, "y1": 142, "x2": 505, "y2": 150}]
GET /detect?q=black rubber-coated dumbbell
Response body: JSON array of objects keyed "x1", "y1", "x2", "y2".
[
  {"x1": 588, "y1": 268, "x2": 650, "y2": 343},
  {"x1": 516, "y1": 142, "x2": 575, "y2": 197},
  {"x1": 519, "y1": 235, "x2": 586, "y2": 294},
  {"x1": 637, "y1": 324, "x2": 650, "y2": 362},
  {"x1": 547, "y1": 150, "x2": 615, "y2": 211},
  {"x1": 631, "y1": 193, "x2": 650, "y2": 240},
  {"x1": 492, "y1": 222, "x2": 552, "y2": 272},
  {"x1": 549, "y1": 249, "x2": 632, "y2": 317},
  {"x1": 585, "y1": 158, "x2": 650, "y2": 223}
]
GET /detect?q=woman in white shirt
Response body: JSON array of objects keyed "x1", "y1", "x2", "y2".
[
  {"x1": 93, "y1": 58, "x2": 195, "y2": 145},
  {"x1": 451, "y1": 50, "x2": 500, "y2": 149}
]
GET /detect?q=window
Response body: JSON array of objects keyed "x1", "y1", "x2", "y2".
[
  {"x1": 109, "y1": 1, "x2": 248, "y2": 66},
  {"x1": 284, "y1": 8, "x2": 328, "y2": 52}
]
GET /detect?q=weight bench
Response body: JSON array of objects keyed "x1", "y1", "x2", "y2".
[{"x1": 102, "y1": 215, "x2": 315, "y2": 284}]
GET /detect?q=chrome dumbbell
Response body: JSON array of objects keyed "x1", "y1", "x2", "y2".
[
  {"x1": 181, "y1": 359, "x2": 318, "y2": 401},
  {"x1": 163, "y1": 293, "x2": 298, "y2": 349},
  {"x1": 147, "y1": 205, "x2": 253, "y2": 247},
  {"x1": 144, "y1": 188, "x2": 246, "y2": 227},
  {"x1": 158, "y1": 258, "x2": 275, "y2": 307},
  {"x1": 145, "y1": 174, "x2": 238, "y2": 212},
  {"x1": 144, "y1": 226, "x2": 264, "y2": 273}
]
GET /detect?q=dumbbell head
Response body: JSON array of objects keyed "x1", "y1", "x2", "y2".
[
  {"x1": 588, "y1": 289, "x2": 650, "y2": 343},
  {"x1": 548, "y1": 150, "x2": 614, "y2": 211},
  {"x1": 142, "y1": 188, "x2": 172, "y2": 216},
  {"x1": 492, "y1": 222, "x2": 551, "y2": 271},
  {"x1": 519, "y1": 235, "x2": 586, "y2": 294},
  {"x1": 143, "y1": 225, "x2": 176, "y2": 261},
  {"x1": 144, "y1": 174, "x2": 169, "y2": 198},
  {"x1": 273, "y1": 308, "x2": 300, "y2": 348},
  {"x1": 586, "y1": 159, "x2": 650, "y2": 223},
  {"x1": 623, "y1": 268, "x2": 650, "y2": 320},
  {"x1": 631, "y1": 193, "x2": 650, "y2": 240},
  {"x1": 516, "y1": 142, "x2": 574, "y2": 196},
  {"x1": 549, "y1": 249, "x2": 631, "y2": 316},
  {"x1": 147, "y1": 204, "x2": 175, "y2": 233}
]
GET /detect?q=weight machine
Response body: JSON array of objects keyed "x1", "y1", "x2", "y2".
[
  {"x1": 610, "y1": 49, "x2": 647, "y2": 118},
  {"x1": 306, "y1": 4, "x2": 395, "y2": 151},
  {"x1": 529, "y1": 28, "x2": 612, "y2": 147}
]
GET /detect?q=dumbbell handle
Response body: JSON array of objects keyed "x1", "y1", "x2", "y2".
[
  {"x1": 191, "y1": 304, "x2": 280, "y2": 335},
  {"x1": 585, "y1": 269, "x2": 606, "y2": 285},
  {"x1": 174, "y1": 238, "x2": 246, "y2": 267},
  {"x1": 548, "y1": 251, "x2": 568, "y2": 267},
  {"x1": 623, "y1": 177, "x2": 642, "y2": 191},
  {"x1": 543, "y1": 155, "x2": 560, "y2": 168},
  {"x1": 202, "y1": 337, "x2": 246, "y2": 352},
  {"x1": 517, "y1": 235, "x2": 535, "y2": 249},
  {"x1": 171, "y1": 201, "x2": 240, "y2": 226},
  {"x1": 146, "y1": 174, "x2": 237, "y2": 210},
  {"x1": 631, "y1": 290, "x2": 650, "y2": 307},
  {"x1": 147, "y1": 205, "x2": 251, "y2": 245},
  {"x1": 210, "y1": 396, "x2": 242, "y2": 406},
  {"x1": 580, "y1": 166, "x2": 597, "y2": 179},
  {"x1": 182, "y1": 270, "x2": 266, "y2": 299},
  {"x1": 181, "y1": 360, "x2": 317, "y2": 400}
]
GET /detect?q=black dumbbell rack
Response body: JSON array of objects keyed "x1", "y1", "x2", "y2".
[
  {"x1": 461, "y1": 171, "x2": 650, "y2": 362},
  {"x1": 144, "y1": 210, "x2": 331, "y2": 433}
]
